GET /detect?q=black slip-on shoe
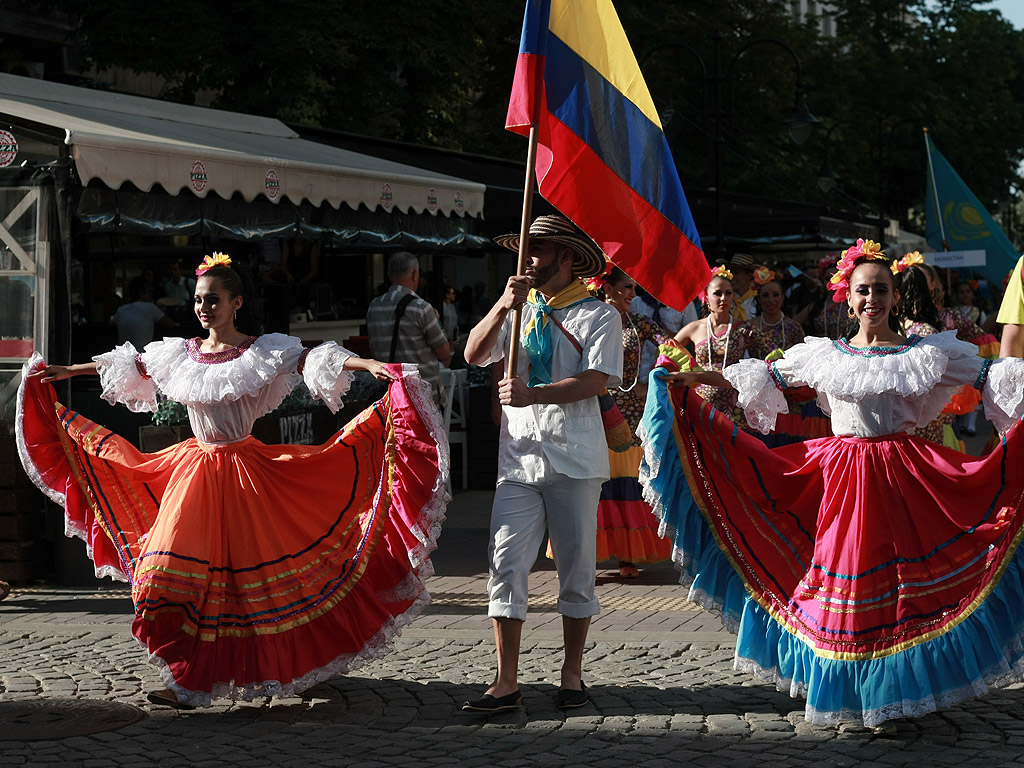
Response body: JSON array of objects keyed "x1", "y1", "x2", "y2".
[
  {"x1": 146, "y1": 691, "x2": 196, "y2": 710},
  {"x1": 461, "y1": 690, "x2": 523, "y2": 712},
  {"x1": 556, "y1": 682, "x2": 590, "y2": 709}
]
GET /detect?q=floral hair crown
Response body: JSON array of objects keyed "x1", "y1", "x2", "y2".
[
  {"x1": 827, "y1": 239, "x2": 887, "y2": 303},
  {"x1": 196, "y1": 252, "x2": 231, "y2": 277},
  {"x1": 890, "y1": 250, "x2": 924, "y2": 275},
  {"x1": 752, "y1": 265, "x2": 777, "y2": 287}
]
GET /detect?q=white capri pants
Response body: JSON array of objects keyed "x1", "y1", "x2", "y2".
[{"x1": 487, "y1": 477, "x2": 603, "y2": 621}]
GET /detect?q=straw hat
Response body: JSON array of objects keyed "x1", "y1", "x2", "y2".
[
  {"x1": 722, "y1": 252, "x2": 755, "y2": 271},
  {"x1": 494, "y1": 214, "x2": 607, "y2": 278}
]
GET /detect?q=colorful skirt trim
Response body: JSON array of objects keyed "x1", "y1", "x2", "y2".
[
  {"x1": 596, "y1": 446, "x2": 672, "y2": 564},
  {"x1": 638, "y1": 369, "x2": 1024, "y2": 726},
  {"x1": 16, "y1": 359, "x2": 448, "y2": 706}
]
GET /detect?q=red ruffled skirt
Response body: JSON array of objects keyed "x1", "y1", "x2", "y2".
[{"x1": 17, "y1": 363, "x2": 447, "y2": 706}]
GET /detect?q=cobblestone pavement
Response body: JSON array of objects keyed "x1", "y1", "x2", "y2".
[{"x1": 3, "y1": 491, "x2": 1024, "y2": 766}]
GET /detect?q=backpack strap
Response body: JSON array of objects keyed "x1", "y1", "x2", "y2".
[{"x1": 389, "y1": 293, "x2": 417, "y2": 363}]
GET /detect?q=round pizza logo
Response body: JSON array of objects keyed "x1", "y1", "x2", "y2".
[
  {"x1": 381, "y1": 183, "x2": 394, "y2": 210},
  {"x1": 265, "y1": 169, "x2": 280, "y2": 200},
  {"x1": 427, "y1": 188, "x2": 438, "y2": 212},
  {"x1": 454, "y1": 191, "x2": 465, "y2": 213},
  {"x1": 0, "y1": 130, "x2": 18, "y2": 168},
  {"x1": 190, "y1": 160, "x2": 208, "y2": 193}
]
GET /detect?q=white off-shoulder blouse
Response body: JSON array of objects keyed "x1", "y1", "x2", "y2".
[
  {"x1": 94, "y1": 334, "x2": 355, "y2": 445},
  {"x1": 722, "y1": 331, "x2": 1024, "y2": 438}
]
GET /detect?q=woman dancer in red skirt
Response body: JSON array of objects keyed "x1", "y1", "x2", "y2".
[
  {"x1": 641, "y1": 239, "x2": 1024, "y2": 727},
  {"x1": 17, "y1": 254, "x2": 448, "y2": 708}
]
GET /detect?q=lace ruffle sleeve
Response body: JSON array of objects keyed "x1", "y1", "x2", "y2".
[
  {"x1": 983, "y1": 358, "x2": 1024, "y2": 435},
  {"x1": 93, "y1": 342, "x2": 159, "y2": 413},
  {"x1": 722, "y1": 358, "x2": 789, "y2": 434},
  {"x1": 301, "y1": 342, "x2": 356, "y2": 414}
]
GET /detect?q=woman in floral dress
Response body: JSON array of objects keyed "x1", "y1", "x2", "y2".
[
  {"x1": 588, "y1": 266, "x2": 673, "y2": 577},
  {"x1": 671, "y1": 267, "x2": 760, "y2": 427}
]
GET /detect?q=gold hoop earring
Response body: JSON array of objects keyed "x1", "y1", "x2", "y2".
[
  {"x1": 891, "y1": 304, "x2": 901, "y2": 317},
  {"x1": 847, "y1": 307, "x2": 856, "y2": 319}
]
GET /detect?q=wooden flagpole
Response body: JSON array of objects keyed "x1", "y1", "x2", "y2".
[{"x1": 506, "y1": 123, "x2": 541, "y2": 379}]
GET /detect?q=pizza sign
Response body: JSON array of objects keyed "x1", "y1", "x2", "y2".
[
  {"x1": 265, "y1": 169, "x2": 280, "y2": 200},
  {"x1": 427, "y1": 188, "x2": 438, "y2": 212},
  {"x1": 380, "y1": 183, "x2": 394, "y2": 210},
  {"x1": 190, "y1": 160, "x2": 208, "y2": 193},
  {"x1": 0, "y1": 130, "x2": 18, "y2": 167}
]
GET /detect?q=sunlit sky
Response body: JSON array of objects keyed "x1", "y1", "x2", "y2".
[{"x1": 979, "y1": 1, "x2": 1024, "y2": 30}]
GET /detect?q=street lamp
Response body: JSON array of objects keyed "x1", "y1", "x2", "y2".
[{"x1": 643, "y1": 31, "x2": 819, "y2": 262}]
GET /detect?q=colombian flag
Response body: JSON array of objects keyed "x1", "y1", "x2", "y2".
[{"x1": 507, "y1": 0, "x2": 710, "y2": 311}]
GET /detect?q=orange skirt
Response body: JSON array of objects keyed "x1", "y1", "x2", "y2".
[{"x1": 17, "y1": 366, "x2": 447, "y2": 706}]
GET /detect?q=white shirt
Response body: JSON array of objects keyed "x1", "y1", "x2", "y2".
[{"x1": 482, "y1": 299, "x2": 623, "y2": 483}]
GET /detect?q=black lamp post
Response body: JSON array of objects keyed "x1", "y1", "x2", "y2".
[
  {"x1": 816, "y1": 120, "x2": 884, "y2": 242},
  {"x1": 644, "y1": 31, "x2": 819, "y2": 262},
  {"x1": 817, "y1": 118, "x2": 922, "y2": 245}
]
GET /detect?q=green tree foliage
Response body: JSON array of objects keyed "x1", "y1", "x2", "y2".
[
  {"x1": 12, "y1": 0, "x2": 1024, "y2": 235},
  {"x1": 12, "y1": 0, "x2": 524, "y2": 152},
  {"x1": 801, "y1": 0, "x2": 1024, "y2": 227}
]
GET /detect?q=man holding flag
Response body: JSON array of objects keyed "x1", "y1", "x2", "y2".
[
  {"x1": 462, "y1": 215, "x2": 621, "y2": 713},
  {"x1": 460, "y1": 0, "x2": 710, "y2": 713}
]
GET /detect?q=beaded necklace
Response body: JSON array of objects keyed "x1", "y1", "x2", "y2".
[
  {"x1": 615, "y1": 311, "x2": 642, "y2": 392},
  {"x1": 705, "y1": 314, "x2": 733, "y2": 371}
]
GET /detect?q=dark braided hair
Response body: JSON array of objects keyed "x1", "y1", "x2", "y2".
[
  {"x1": 197, "y1": 263, "x2": 263, "y2": 336},
  {"x1": 897, "y1": 265, "x2": 940, "y2": 331}
]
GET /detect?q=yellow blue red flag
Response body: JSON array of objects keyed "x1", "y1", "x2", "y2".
[{"x1": 507, "y1": 0, "x2": 710, "y2": 310}]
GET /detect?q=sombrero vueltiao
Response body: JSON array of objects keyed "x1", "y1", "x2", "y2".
[{"x1": 494, "y1": 214, "x2": 607, "y2": 279}]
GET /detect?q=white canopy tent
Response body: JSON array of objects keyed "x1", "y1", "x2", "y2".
[{"x1": 0, "y1": 73, "x2": 484, "y2": 218}]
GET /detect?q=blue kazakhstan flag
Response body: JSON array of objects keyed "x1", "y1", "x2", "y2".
[{"x1": 925, "y1": 131, "x2": 1020, "y2": 284}]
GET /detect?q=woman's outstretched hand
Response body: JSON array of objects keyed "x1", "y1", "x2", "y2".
[
  {"x1": 659, "y1": 370, "x2": 698, "y2": 387},
  {"x1": 30, "y1": 363, "x2": 94, "y2": 383},
  {"x1": 347, "y1": 357, "x2": 397, "y2": 382}
]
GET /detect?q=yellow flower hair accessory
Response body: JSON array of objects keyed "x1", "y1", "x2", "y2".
[
  {"x1": 196, "y1": 252, "x2": 232, "y2": 277},
  {"x1": 711, "y1": 265, "x2": 734, "y2": 281},
  {"x1": 891, "y1": 250, "x2": 924, "y2": 275}
]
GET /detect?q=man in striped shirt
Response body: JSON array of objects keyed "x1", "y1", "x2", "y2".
[{"x1": 366, "y1": 252, "x2": 451, "y2": 405}]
